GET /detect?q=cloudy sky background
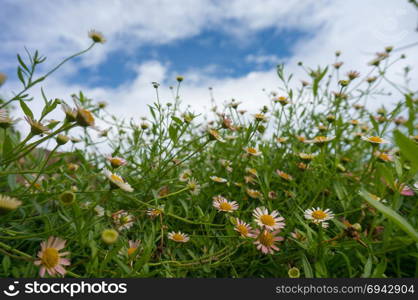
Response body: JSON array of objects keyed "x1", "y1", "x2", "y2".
[{"x1": 0, "y1": 0, "x2": 417, "y2": 136}]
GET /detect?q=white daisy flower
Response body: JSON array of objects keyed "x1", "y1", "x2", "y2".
[
  {"x1": 103, "y1": 169, "x2": 133, "y2": 192},
  {"x1": 304, "y1": 207, "x2": 334, "y2": 228},
  {"x1": 253, "y1": 207, "x2": 285, "y2": 231}
]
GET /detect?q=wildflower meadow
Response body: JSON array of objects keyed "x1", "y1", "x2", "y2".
[{"x1": 0, "y1": 27, "x2": 418, "y2": 279}]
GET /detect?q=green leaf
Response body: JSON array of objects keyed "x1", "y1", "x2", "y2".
[
  {"x1": 333, "y1": 181, "x2": 347, "y2": 201},
  {"x1": 17, "y1": 54, "x2": 30, "y2": 72},
  {"x1": 171, "y1": 116, "x2": 183, "y2": 125},
  {"x1": 301, "y1": 254, "x2": 313, "y2": 278},
  {"x1": 405, "y1": 94, "x2": 415, "y2": 135},
  {"x1": 7, "y1": 174, "x2": 17, "y2": 191},
  {"x1": 114, "y1": 258, "x2": 131, "y2": 275},
  {"x1": 393, "y1": 130, "x2": 418, "y2": 172},
  {"x1": 361, "y1": 255, "x2": 372, "y2": 278},
  {"x1": 371, "y1": 260, "x2": 387, "y2": 278},
  {"x1": 2, "y1": 256, "x2": 11, "y2": 274},
  {"x1": 19, "y1": 99, "x2": 34, "y2": 119},
  {"x1": 369, "y1": 113, "x2": 379, "y2": 134},
  {"x1": 17, "y1": 67, "x2": 26, "y2": 86},
  {"x1": 359, "y1": 189, "x2": 418, "y2": 242},
  {"x1": 168, "y1": 124, "x2": 178, "y2": 142},
  {"x1": 3, "y1": 133, "x2": 14, "y2": 159}
]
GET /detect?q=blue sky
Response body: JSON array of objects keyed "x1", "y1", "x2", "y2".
[
  {"x1": 0, "y1": 0, "x2": 417, "y2": 122},
  {"x1": 72, "y1": 27, "x2": 308, "y2": 88}
]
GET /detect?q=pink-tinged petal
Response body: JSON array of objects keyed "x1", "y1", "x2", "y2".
[
  {"x1": 271, "y1": 245, "x2": 279, "y2": 251},
  {"x1": 59, "y1": 258, "x2": 71, "y2": 266},
  {"x1": 34, "y1": 260, "x2": 41, "y2": 266},
  {"x1": 47, "y1": 267, "x2": 56, "y2": 277},
  {"x1": 401, "y1": 187, "x2": 414, "y2": 196},
  {"x1": 55, "y1": 265, "x2": 67, "y2": 276},
  {"x1": 59, "y1": 251, "x2": 70, "y2": 257},
  {"x1": 51, "y1": 237, "x2": 64, "y2": 249},
  {"x1": 39, "y1": 267, "x2": 46, "y2": 277},
  {"x1": 54, "y1": 239, "x2": 66, "y2": 250},
  {"x1": 46, "y1": 236, "x2": 55, "y2": 248}
]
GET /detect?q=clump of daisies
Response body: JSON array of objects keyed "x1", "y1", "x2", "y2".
[{"x1": 231, "y1": 206, "x2": 286, "y2": 254}]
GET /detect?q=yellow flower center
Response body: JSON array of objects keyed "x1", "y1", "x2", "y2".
[
  {"x1": 41, "y1": 248, "x2": 59, "y2": 268},
  {"x1": 150, "y1": 209, "x2": 162, "y2": 216},
  {"x1": 219, "y1": 201, "x2": 233, "y2": 211},
  {"x1": 369, "y1": 136, "x2": 382, "y2": 143},
  {"x1": 378, "y1": 153, "x2": 390, "y2": 161},
  {"x1": 312, "y1": 210, "x2": 327, "y2": 220},
  {"x1": 281, "y1": 173, "x2": 290, "y2": 180},
  {"x1": 236, "y1": 224, "x2": 249, "y2": 236},
  {"x1": 110, "y1": 158, "x2": 123, "y2": 166},
  {"x1": 127, "y1": 247, "x2": 137, "y2": 256},
  {"x1": 258, "y1": 231, "x2": 274, "y2": 247},
  {"x1": 247, "y1": 189, "x2": 262, "y2": 198},
  {"x1": 247, "y1": 148, "x2": 257, "y2": 154},
  {"x1": 172, "y1": 233, "x2": 185, "y2": 241},
  {"x1": 110, "y1": 174, "x2": 124, "y2": 183},
  {"x1": 260, "y1": 215, "x2": 276, "y2": 227}
]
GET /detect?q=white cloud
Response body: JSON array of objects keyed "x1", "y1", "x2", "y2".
[{"x1": 246, "y1": 54, "x2": 281, "y2": 65}]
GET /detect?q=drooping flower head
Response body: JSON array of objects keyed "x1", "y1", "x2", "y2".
[
  {"x1": 25, "y1": 116, "x2": 50, "y2": 135},
  {"x1": 76, "y1": 107, "x2": 95, "y2": 127},
  {"x1": 61, "y1": 103, "x2": 77, "y2": 122},
  {"x1": 88, "y1": 30, "x2": 106, "y2": 44}
]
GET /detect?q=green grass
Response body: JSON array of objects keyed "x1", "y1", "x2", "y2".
[{"x1": 0, "y1": 32, "x2": 417, "y2": 278}]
